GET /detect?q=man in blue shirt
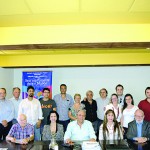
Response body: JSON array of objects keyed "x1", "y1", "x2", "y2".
[
  {"x1": 53, "y1": 84, "x2": 74, "y2": 132},
  {"x1": 0, "y1": 88, "x2": 14, "y2": 140},
  {"x1": 127, "y1": 109, "x2": 150, "y2": 143}
]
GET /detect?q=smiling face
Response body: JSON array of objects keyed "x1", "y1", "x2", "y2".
[
  {"x1": 77, "y1": 110, "x2": 86, "y2": 124},
  {"x1": 125, "y1": 95, "x2": 132, "y2": 105},
  {"x1": 0, "y1": 88, "x2": 6, "y2": 100},
  {"x1": 74, "y1": 95, "x2": 81, "y2": 103},
  {"x1": 43, "y1": 89, "x2": 50, "y2": 99},
  {"x1": 18, "y1": 114, "x2": 27, "y2": 127},
  {"x1": 116, "y1": 86, "x2": 123, "y2": 96},
  {"x1": 50, "y1": 113, "x2": 57, "y2": 123},
  {"x1": 107, "y1": 112, "x2": 114, "y2": 123},
  {"x1": 135, "y1": 109, "x2": 144, "y2": 123},
  {"x1": 28, "y1": 88, "x2": 34, "y2": 98},
  {"x1": 111, "y1": 95, "x2": 118, "y2": 105},
  {"x1": 13, "y1": 88, "x2": 20, "y2": 99},
  {"x1": 100, "y1": 89, "x2": 107, "y2": 98},
  {"x1": 86, "y1": 91, "x2": 93, "y2": 101},
  {"x1": 60, "y1": 85, "x2": 67, "y2": 94}
]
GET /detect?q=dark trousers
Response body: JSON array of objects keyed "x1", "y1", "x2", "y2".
[
  {"x1": 97, "y1": 118, "x2": 103, "y2": 141},
  {"x1": 123, "y1": 127, "x2": 128, "y2": 139},
  {"x1": 0, "y1": 121, "x2": 12, "y2": 140},
  {"x1": 59, "y1": 119, "x2": 70, "y2": 132}
]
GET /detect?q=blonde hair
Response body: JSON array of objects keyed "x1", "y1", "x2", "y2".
[{"x1": 74, "y1": 93, "x2": 81, "y2": 99}]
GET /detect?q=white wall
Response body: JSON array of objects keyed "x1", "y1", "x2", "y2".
[
  {"x1": 13, "y1": 66, "x2": 150, "y2": 105},
  {"x1": 0, "y1": 68, "x2": 14, "y2": 99}
]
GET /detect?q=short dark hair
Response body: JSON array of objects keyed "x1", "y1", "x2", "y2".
[
  {"x1": 145, "y1": 87, "x2": 150, "y2": 94},
  {"x1": 115, "y1": 84, "x2": 124, "y2": 91},
  {"x1": 27, "y1": 86, "x2": 34, "y2": 92},
  {"x1": 47, "y1": 111, "x2": 59, "y2": 124},
  {"x1": 42, "y1": 88, "x2": 50, "y2": 93},
  {"x1": 60, "y1": 84, "x2": 67, "y2": 89}
]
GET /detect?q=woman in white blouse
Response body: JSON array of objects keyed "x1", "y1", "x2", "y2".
[
  {"x1": 121, "y1": 94, "x2": 138, "y2": 138},
  {"x1": 99, "y1": 109, "x2": 123, "y2": 140},
  {"x1": 105, "y1": 94, "x2": 122, "y2": 123}
]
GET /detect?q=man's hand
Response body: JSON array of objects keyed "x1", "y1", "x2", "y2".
[
  {"x1": 89, "y1": 138, "x2": 96, "y2": 142},
  {"x1": 136, "y1": 137, "x2": 147, "y2": 143},
  {"x1": 20, "y1": 138, "x2": 28, "y2": 144},
  {"x1": 2, "y1": 120, "x2": 8, "y2": 127},
  {"x1": 10, "y1": 137, "x2": 16, "y2": 143},
  {"x1": 36, "y1": 120, "x2": 41, "y2": 128},
  {"x1": 65, "y1": 139, "x2": 73, "y2": 145}
]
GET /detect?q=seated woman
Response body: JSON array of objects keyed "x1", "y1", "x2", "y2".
[
  {"x1": 42, "y1": 111, "x2": 64, "y2": 141},
  {"x1": 68, "y1": 93, "x2": 85, "y2": 121},
  {"x1": 99, "y1": 109, "x2": 123, "y2": 140}
]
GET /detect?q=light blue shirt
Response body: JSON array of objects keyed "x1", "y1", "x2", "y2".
[
  {"x1": 0, "y1": 99, "x2": 14, "y2": 123},
  {"x1": 136, "y1": 122, "x2": 143, "y2": 137},
  {"x1": 133, "y1": 121, "x2": 143, "y2": 140},
  {"x1": 53, "y1": 94, "x2": 74, "y2": 121},
  {"x1": 64, "y1": 120, "x2": 96, "y2": 141},
  {"x1": 9, "y1": 97, "x2": 22, "y2": 120}
]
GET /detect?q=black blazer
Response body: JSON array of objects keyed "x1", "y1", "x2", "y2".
[{"x1": 127, "y1": 120, "x2": 150, "y2": 140}]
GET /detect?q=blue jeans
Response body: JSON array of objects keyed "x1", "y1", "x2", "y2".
[
  {"x1": 92, "y1": 120, "x2": 99, "y2": 134},
  {"x1": 34, "y1": 125, "x2": 41, "y2": 141}
]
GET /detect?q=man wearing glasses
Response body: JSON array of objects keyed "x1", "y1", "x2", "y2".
[{"x1": 127, "y1": 109, "x2": 150, "y2": 143}]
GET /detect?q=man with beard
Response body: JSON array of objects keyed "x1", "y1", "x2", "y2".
[
  {"x1": 18, "y1": 86, "x2": 43, "y2": 141},
  {"x1": 127, "y1": 109, "x2": 150, "y2": 143}
]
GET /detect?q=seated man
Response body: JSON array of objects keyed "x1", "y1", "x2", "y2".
[
  {"x1": 64, "y1": 109, "x2": 96, "y2": 143},
  {"x1": 6, "y1": 114, "x2": 34, "y2": 144},
  {"x1": 127, "y1": 109, "x2": 150, "y2": 143}
]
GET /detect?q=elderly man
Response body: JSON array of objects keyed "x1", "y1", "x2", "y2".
[
  {"x1": 6, "y1": 114, "x2": 34, "y2": 144},
  {"x1": 127, "y1": 109, "x2": 150, "y2": 143},
  {"x1": 64, "y1": 109, "x2": 96, "y2": 143}
]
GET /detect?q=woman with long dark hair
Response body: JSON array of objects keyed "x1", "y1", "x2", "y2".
[
  {"x1": 121, "y1": 94, "x2": 138, "y2": 138},
  {"x1": 99, "y1": 109, "x2": 123, "y2": 140},
  {"x1": 42, "y1": 111, "x2": 64, "y2": 141}
]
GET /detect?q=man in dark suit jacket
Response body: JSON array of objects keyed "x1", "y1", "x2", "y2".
[{"x1": 127, "y1": 109, "x2": 150, "y2": 143}]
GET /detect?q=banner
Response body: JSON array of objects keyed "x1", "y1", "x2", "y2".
[{"x1": 22, "y1": 71, "x2": 52, "y2": 99}]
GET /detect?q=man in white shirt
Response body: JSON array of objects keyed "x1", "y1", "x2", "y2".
[
  {"x1": 18, "y1": 86, "x2": 43, "y2": 141},
  {"x1": 116, "y1": 84, "x2": 125, "y2": 107},
  {"x1": 95, "y1": 88, "x2": 109, "y2": 133},
  {"x1": 9, "y1": 87, "x2": 22, "y2": 124},
  {"x1": 64, "y1": 109, "x2": 96, "y2": 143}
]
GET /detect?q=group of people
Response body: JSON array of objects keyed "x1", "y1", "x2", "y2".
[{"x1": 0, "y1": 84, "x2": 150, "y2": 145}]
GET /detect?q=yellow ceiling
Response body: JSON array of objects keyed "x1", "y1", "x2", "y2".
[{"x1": 0, "y1": 0, "x2": 150, "y2": 27}]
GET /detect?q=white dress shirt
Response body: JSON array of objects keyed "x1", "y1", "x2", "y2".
[
  {"x1": 64, "y1": 120, "x2": 96, "y2": 141},
  {"x1": 9, "y1": 97, "x2": 22, "y2": 120},
  {"x1": 18, "y1": 98, "x2": 43, "y2": 125}
]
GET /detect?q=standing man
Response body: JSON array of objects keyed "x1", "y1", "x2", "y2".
[
  {"x1": 18, "y1": 86, "x2": 43, "y2": 141},
  {"x1": 40, "y1": 88, "x2": 56, "y2": 133},
  {"x1": 9, "y1": 87, "x2": 22, "y2": 124},
  {"x1": 95, "y1": 88, "x2": 109, "y2": 131},
  {"x1": 82, "y1": 90, "x2": 98, "y2": 134},
  {"x1": 53, "y1": 84, "x2": 74, "y2": 132},
  {"x1": 0, "y1": 88, "x2": 14, "y2": 140},
  {"x1": 138, "y1": 87, "x2": 150, "y2": 122},
  {"x1": 116, "y1": 84, "x2": 124, "y2": 107}
]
